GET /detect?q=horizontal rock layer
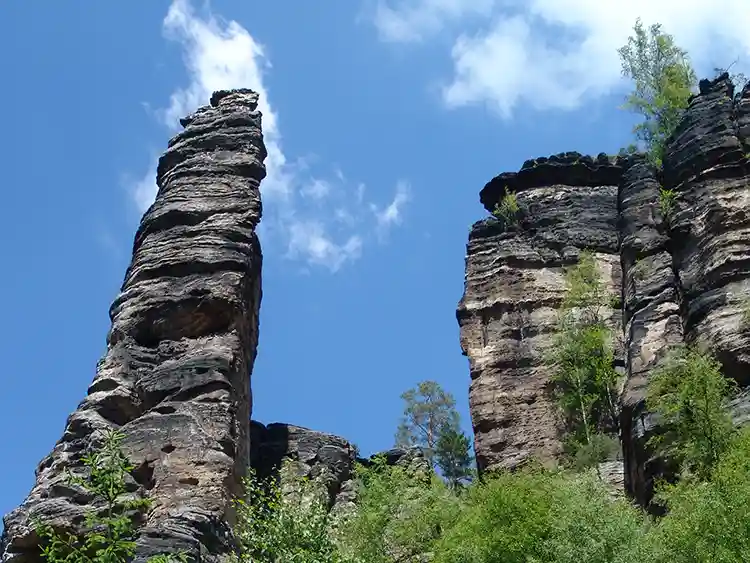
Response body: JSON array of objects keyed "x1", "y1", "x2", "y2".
[
  {"x1": 458, "y1": 152, "x2": 623, "y2": 473},
  {"x1": 1, "y1": 89, "x2": 268, "y2": 563},
  {"x1": 460, "y1": 73, "x2": 750, "y2": 504}
]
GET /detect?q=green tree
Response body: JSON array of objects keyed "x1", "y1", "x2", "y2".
[
  {"x1": 395, "y1": 381, "x2": 461, "y2": 468},
  {"x1": 617, "y1": 18, "x2": 697, "y2": 166},
  {"x1": 643, "y1": 428, "x2": 750, "y2": 562},
  {"x1": 434, "y1": 425, "x2": 475, "y2": 489},
  {"x1": 646, "y1": 345, "x2": 737, "y2": 480},
  {"x1": 336, "y1": 456, "x2": 460, "y2": 563},
  {"x1": 34, "y1": 429, "x2": 186, "y2": 563},
  {"x1": 549, "y1": 251, "x2": 620, "y2": 462},
  {"x1": 231, "y1": 461, "x2": 343, "y2": 563}
]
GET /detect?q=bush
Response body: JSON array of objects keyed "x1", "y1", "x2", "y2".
[
  {"x1": 231, "y1": 460, "x2": 343, "y2": 563},
  {"x1": 492, "y1": 189, "x2": 520, "y2": 228},
  {"x1": 644, "y1": 429, "x2": 750, "y2": 562},
  {"x1": 646, "y1": 345, "x2": 737, "y2": 480},
  {"x1": 34, "y1": 429, "x2": 186, "y2": 563},
  {"x1": 550, "y1": 251, "x2": 620, "y2": 451},
  {"x1": 432, "y1": 468, "x2": 648, "y2": 563},
  {"x1": 336, "y1": 456, "x2": 460, "y2": 563}
]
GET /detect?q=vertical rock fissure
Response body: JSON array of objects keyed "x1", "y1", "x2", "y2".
[{"x1": 1, "y1": 88, "x2": 267, "y2": 563}]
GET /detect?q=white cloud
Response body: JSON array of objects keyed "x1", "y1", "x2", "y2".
[
  {"x1": 300, "y1": 179, "x2": 332, "y2": 201},
  {"x1": 132, "y1": 0, "x2": 410, "y2": 272},
  {"x1": 372, "y1": 0, "x2": 493, "y2": 43},
  {"x1": 371, "y1": 180, "x2": 411, "y2": 239},
  {"x1": 373, "y1": 0, "x2": 750, "y2": 118},
  {"x1": 287, "y1": 221, "x2": 363, "y2": 272}
]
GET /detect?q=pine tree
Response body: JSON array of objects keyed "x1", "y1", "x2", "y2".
[
  {"x1": 434, "y1": 425, "x2": 474, "y2": 489},
  {"x1": 395, "y1": 381, "x2": 460, "y2": 468}
]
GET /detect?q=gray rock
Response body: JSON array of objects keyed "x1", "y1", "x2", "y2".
[
  {"x1": 248, "y1": 422, "x2": 431, "y2": 516},
  {"x1": 459, "y1": 73, "x2": 750, "y2": 506},
  {"x1": 458, "y1": 153, "x2": 623, "y2": 473},
  {"x1": 1, "y1": 89, "x2": 267, "y2": 563}
]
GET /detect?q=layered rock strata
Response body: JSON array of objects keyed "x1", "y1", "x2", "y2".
[
  {"x1": 457, "y1": 153, "x2": 624, "y2": 473},
  {"x1": 1, "y1": 89, "x2": 267, "y2": 563},
  {"x1": 458, "y1": 73, "x2": 750, "y2": 504}
]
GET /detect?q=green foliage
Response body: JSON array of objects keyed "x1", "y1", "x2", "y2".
[
  {"x1": 618, "y1": 18, "x2": 697, "y2": 167},
  {"x1": 658, "y1": 186, "x2": 677, "y2": 225},
  {"x1": 432, "y1": 468, "x2": 647, "y2": 563},
  {"x1": 395, "y1": 380, "x2": 461, "y2": 468},
  {"x1": 231, "y1": 461, "x2": 343, "y2": 563},
  {"x1": 434, "y1": 425, "x2": 475, "y2": 489},
  {"x1": 34, "y1": 429, "x2": 186, "y2": 563},
  {"x1": 568, "y1": 432, "x2": 621, "y2": 472},
  {"x1": 337, "y1": 456, "x2": 460, "y2": 563},
  {"x1": 644, "y1": 429, "x2": 750, "y2": 562},
  {"x1": 491, "y1": 189, "x2": 519, "y2": 228},
  {"x1": 550, "y1": 251, "x2": 621, "y2": 450},
  {"x1": 646, "y1": 345, "x2": 737, "y2": 480}
]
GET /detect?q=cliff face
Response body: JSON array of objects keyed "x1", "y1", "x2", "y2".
[
  {"x1": 457, "y1": 153, "x2": 624, "y2": 473},
  {"x1": 1, "y1": 89, "x2": 267, "y2": 563},
  {"x1": 458, "y1": 73, "x2": 750, "y2": 501}
]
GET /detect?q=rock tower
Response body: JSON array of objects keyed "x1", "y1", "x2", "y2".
[{"x1": 1, "y1": 89, "x2": 267, "y2": 563}]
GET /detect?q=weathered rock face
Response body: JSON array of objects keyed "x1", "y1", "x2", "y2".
[
  {"x1": 1, "y1": 89, "x2": 267, "y2": 563},
  {"x1": 249, "y1": 421, "x2": 430, "y2": 517},
  {"x1": 458, "y1": 73, "x2": 750, "y2": 504},
  {"x1": 250, "y1": 422, "x2": 359, "y2": 514},
  {"x1": 457, "y1": 153, "x2": 624, "y2": 473}
]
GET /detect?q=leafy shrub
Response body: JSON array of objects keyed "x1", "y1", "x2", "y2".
[
  {"x1": 644, "y1": 429, "x2": 750, "y2": 562},
  {"x1": 431, "y1": 468, "x2": 648, "y2": 563},
  {"x1": 646, "y1": 345, "x2": 737, "y2": 480},
  {"x1": 492, "y1": 189, "x2": 520, "y2": 228},
  {"x1": 34, "y1": 429, "x2": 186, "y2": 563},
  {"x1": 231, "y1": 460, "x2": 343, "y2": 563},
  {"x1": 658, "y1": 187, "x2": 677, "y2": 225},
  {"x1": 336, "y1": 456, "x2": 460, "y2": 563},
  {"x1": 550, "y1": 251, "x2": 621, "y2": 450}
]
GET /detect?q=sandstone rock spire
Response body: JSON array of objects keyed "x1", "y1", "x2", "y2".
[{"x1": 1, "y1": 88, "x2": 267, "y2": 563}]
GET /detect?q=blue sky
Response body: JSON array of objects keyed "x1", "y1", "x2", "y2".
[{"x1": 1, "y1": 0, "x2": 749, "y2": 520}]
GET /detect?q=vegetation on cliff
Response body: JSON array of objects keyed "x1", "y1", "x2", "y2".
[
  {"x1": 617, "y1": 18, "x2": 697, "y2": 166},
  {"x1": 40, "y1": 425, "x2": 750, "y2": 563},
  {"x1": 646, "y1": 345, "x2": 737, "y2": 482},
  {"x1": 548, "y1": 250, "x2": 621, "y2": 468},
  {"x1": 33, "y1": 430, "x2": 186, "y2": 563}
]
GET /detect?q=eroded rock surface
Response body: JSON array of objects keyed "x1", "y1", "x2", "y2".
[
  {"x1": 458, "y1": 152, "x2": 623, "y2": 473},
  {"x1": 1, "y1": 89, "x2": 267, "y2": 563},
  {"x1": 459, "y1": 74, "x2": 750, "y2": 505},
  {"x1": 249, "y1": 421, "x2": 430, "y2": 517}
]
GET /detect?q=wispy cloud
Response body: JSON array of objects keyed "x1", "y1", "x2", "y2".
[
  {"x1": 132, "y1": 0, "x2": 410, "y2": 272},
  {"x1": 370, "y1": 0, "x2": 750, "y2": 118},
  {"x1": 371, "y1": 180, "x2": 411, "y2": 240},
  {"x1": 372, "y1": 0, "x2": 493, "y2": 43}
]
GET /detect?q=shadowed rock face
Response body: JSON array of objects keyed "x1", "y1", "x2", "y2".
[
  {"x1": 458, "y1": 152, "x2": 624, "y2": 473},
  {"x1": 249, "y1": 421, "x2": 431, "y2": 517},
  {"x1": 459, "y1": 73, "x2": 750, "y2": 504},
  {"x1": 1, "y1": 89, "x2": 267, "y2": 563}
]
